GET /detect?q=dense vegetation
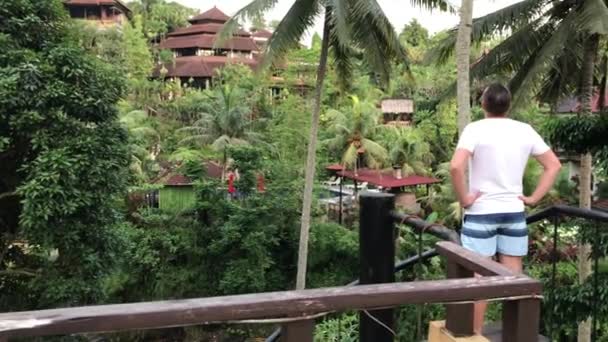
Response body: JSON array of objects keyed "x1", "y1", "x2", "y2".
[{"x1": 0, "y1": 0, "x2": 607, "y2": 341}]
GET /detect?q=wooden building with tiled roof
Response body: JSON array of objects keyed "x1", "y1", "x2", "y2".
[
  {"x1": 155, "y1": 6, "x2": 259, "y2": 88},
  {"x1": 64, "y1": 0, "x2": 131, "y2": 27}
]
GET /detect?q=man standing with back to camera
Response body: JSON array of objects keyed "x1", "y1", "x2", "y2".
[{"x1": 450, "y1": 83, "x2": 562, "y2": 334}]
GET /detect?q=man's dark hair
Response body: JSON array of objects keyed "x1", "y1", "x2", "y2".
[{"x1": 482, "y1": 83, "x2": 511, "y2": 115}]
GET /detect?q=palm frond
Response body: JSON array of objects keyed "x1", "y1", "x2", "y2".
[
  {"x1": 537, "y1": 38, "x2": 583, "y2": 105},
  {"x1": 261, "y1": 0, "x2": 321, "y2": 69},
  {"x1": 361, "y1": 138, "x2": 388, "y2": 160},
  {"x1": 576, "y1": 0, "x2": 608, "y2": 35},
  {"x1": 409, "y1": 0, "x2": 453, "y2": 12},
  {"x1": 178, "y1": 134, "x2": 214, "y2": 146},
  {"x1": 216, "y1": 0, "x2": 280, "y2": 47},
  {"x1": 328, "y1": 0, "x2": 351, "y2": 48},
  {"x1": 342, "y1": 144, "x2": 359, "y2": 168},
  {"x1": 427, "y1": 0, "x2": 550, "y2": 64},
  {"x1": 345, "y1": 0, "x2": 411, "y2": 85},
  {"x1": 328, "y1": 19, "x2": 355, "y2": 89},
  {"x1": 509, "y1": 10, "x2": 580, "y2": 111},
  {"x1": 435, "y1": 19, "x2": 554, "y2": 102}
]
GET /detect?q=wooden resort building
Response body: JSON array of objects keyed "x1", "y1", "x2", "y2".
[
  {"x1": 381, "y1": 99, "x2": 415, "y2": 125},
  {"x1": 155, "y1": 6, "x2": 259, "y2": 89},
  {"x1": 145, "y1": 162, "x2": 223, "y2": 213},
  {"x1": 64, "y1": 0, "x2": 131, "y2": 27}
]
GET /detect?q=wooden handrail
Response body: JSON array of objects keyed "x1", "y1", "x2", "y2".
[
  {"x1": 0, "y1": 275, "x2": 539, "y2": 339},
  {"x1": 439, "y1": 241, "x2": 543, "y2": 341},
  {"x1": 436, "y1": 241, "x2": 515, "y2": 276}
]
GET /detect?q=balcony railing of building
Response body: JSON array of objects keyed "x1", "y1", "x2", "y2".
[
  {"x1": 1, "y1": 192, "x2": 605, "y2": 341},
  {"x1": 266, "y1": 194, "x2": 608, "y2": 341}
]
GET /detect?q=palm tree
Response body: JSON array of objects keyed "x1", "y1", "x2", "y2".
[
  {"x1": 178, "y1": 85, "x2": 264, "y2": 177},
  {"x1": 218, "y1": 0, "x2": 440, "y2": 290},
  {"x1": 433, "y1": 2, "x2": 608, "y2": 340},
  {"x1": 456, "y1": 0, "x2": 473, "y2": 134},
  {"x1": 120, "y1": 110, "x2": 161, "y2": 181},
  {"x1": 324, "y1": 96, "x2": 387, "y2": 172},
  {"x1": 381, "y1": 126, "x2": 433, "y2": 176}
]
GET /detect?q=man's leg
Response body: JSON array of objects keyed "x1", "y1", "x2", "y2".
[
  {"x1": 461, "y1": 215, "x2": 497, "y2": 335},
  {"x1": 498, "y1": 254, "x2": 523, "y2": 274},
  {"x1": 474, "y1": 273, "x2": 488, "y2": 334}
]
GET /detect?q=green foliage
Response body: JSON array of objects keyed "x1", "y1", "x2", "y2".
[
  {"x1": 324, "y1": 96, "x2": 387, "y2": 169},
  {"x1": 0, "y1": 0, "x2": 129, "y2": 308},
  {"x1": 307, "y1": 223, "x2": 358, "y2": 287},
  {"x1": 221, "y1": 0, "x2": 411, "y2": 87},
  {"x1": 128, "y1": 0, "x2": 198, "y2": 39},
  {"x1": 381, "y1": 126, "x2": 434, "y2": 176},
  {"x1": 178, "y1": 85, "x2": 265, "y2": 162},
  {"x1": 414, "y1": 101, "x2": 458, "y2": 164},
  {"x1": 314, "y1": 313, "x2": 359, "y2": 341},
  {"x1": 159, "y1": 187, "x2": 196, "y2": 214},
  {"x1": 543, "y1": 115, "x2": 608, "y2": 154},
  {"x1": 122, "y1": 15, "x2": 153, "y2": 81}
]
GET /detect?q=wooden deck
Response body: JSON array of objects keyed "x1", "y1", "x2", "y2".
[{"x1": 483, "y1": 322, "x2": 549, "y2": 342}]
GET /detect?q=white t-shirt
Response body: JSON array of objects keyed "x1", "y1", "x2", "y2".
[{"x1": 456, "y1": 118, "x2": 550, "y2": 214}]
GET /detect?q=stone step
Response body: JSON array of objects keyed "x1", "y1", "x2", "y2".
[
  {"x1": 483, "y1": 322, "x2": 549, "y2": 342},
  {"x1": 425, "y1": 321, "x2": 549, "y2": 342}
]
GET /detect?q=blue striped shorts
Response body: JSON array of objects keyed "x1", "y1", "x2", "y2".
[{"x1": 461, "y1": 212, "x2": 528, "y2": 257}]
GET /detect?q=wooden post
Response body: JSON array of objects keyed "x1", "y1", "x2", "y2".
[
  {"x1": 282, "y1": 319, "x2": 314, "y2": 342},
  {"x1": 502, "y1": 298, "x2": 541, "y2": 342},
  {"x1": 445, "y1": 259, "x2": 475, "y2": 336},
  {"x1": 359, "y1": 192, "x2": 395, "y2": 342}
]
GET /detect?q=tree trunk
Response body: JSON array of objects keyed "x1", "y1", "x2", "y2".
[
  {"x1": 576, "y1": 33, "x2": 598, "y2": 342},
  {"x1": 295, "y1": 8, "x2": 331, "y2": 290},
  {"x1": 456, "y1": 0, "x2": 473, "y2": 134}
]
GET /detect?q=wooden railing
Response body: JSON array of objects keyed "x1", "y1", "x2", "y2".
[{"x1": 0, "y1": 193, "x2": 543, "y2": 342}]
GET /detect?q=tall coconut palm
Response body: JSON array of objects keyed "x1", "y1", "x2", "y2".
[
  {"x1": 178, "y1": 85, "x2": 264, "y2": 176},
  {"x1": 576, "y1": 33, "x2": 600, "y2": 342},
  {"x1": 324, "y1": 96, "x2": 387, "y2": 172},
  {"x1": 455, "y1": 0, "x2": 473, "y2": 134},
  {"x1": 433, "y1": 1, "x2": 608, "y2": 340},
  {"x1": 218, "y1": 0, "x2": 448, "y2": 290}
]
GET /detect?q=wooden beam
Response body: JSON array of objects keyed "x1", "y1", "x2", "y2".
[
  {"x1": 0, "y1": 276, "x2": 540, "y2": 339},
  {"x1": 445, "y1": 258, "x2": 475, "y2": 336},
  {"x1": 436, "y1": 242, "x2": 515, "y2": 276},
  {"x1": 502, "y1": 298, "x2": 541, "y2": 342}
]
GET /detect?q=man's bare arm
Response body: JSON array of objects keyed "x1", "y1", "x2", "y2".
[
  {"x1": 450, "y1": 148, "x2": 480, "y2": 208},
  {"x1": 520, "y1": 150, "x2": 562, "y2": 205}
]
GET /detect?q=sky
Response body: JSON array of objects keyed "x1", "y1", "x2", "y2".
[{"x1": 173, "y1": 0, "x2": 521, "y2": 45}]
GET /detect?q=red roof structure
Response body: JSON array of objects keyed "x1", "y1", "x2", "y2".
[
  {"x1": 252, "y1": 29, "x2": 273, "y2": 38},
  {"x1": 156, "y1": 6, "x2": 259, "y2": 84},
  {"x1": 167, "y1": 23, "x2": 250, "y2": 37},
  {"x1": 337, "y1": 169, "x2": 440, "y2": 189},
  {"x1": 156, "y1": 161, "x2": 224, "y2": 186},
  {"x1": 155, "y1": 56, "x2": 257, "y2": 78},
  {"x1": 326, "y1": 164, "x2": 345, "y2": 171},
  {"x1": 164, "y1": 174, "x2": 193, "y2": 186},
  {"x1": 159, "y1": 35, "x2": 258, "y2": 51},
  {"x1": 189, "y1": 6, "x2": 231, "y2": 24}
]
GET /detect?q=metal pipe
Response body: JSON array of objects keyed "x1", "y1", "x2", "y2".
[{"x1": 391, "y1": 211, "x2": 460, "y2": 244}]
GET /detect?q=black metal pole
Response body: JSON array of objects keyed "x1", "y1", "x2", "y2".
[
  {"x1": 550, "y1": 216, "x2": 559, "y2": 339},
  {"x1": 339, "y1": 177, "x2": 343, "y2": 225},
  {"x1": 592, "y1": 224, "x2": 599, "y2": 342},
  {"x1": 359, "y1": 192, "x2": 395, "y2": 342}
]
